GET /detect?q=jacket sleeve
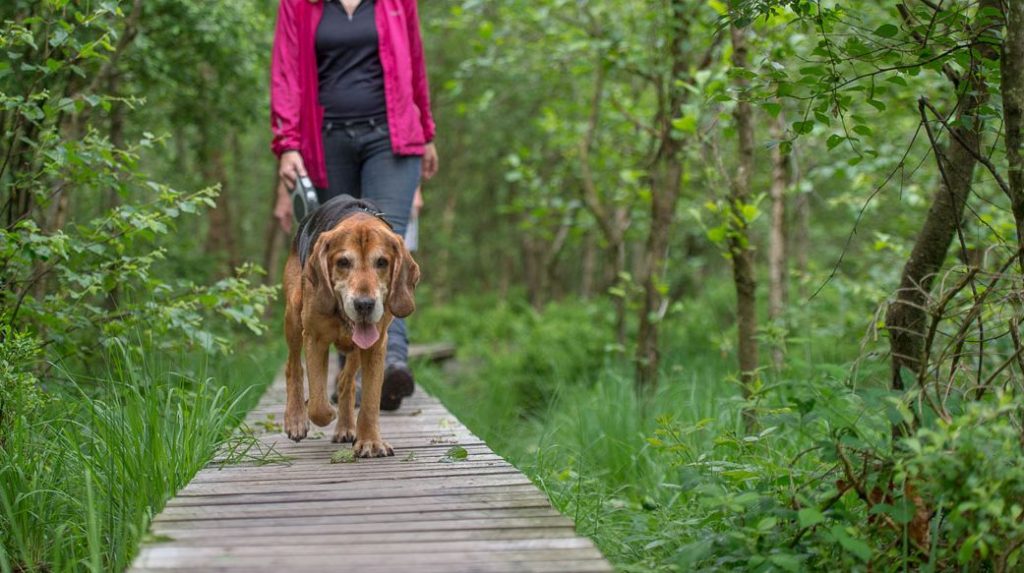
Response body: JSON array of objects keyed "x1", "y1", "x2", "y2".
[
  {"x1": 405, "y1": 0, "x2": 436, "y2": 143},
  {"x1": 271, "y1": 0, "x2": 302, "y2": 156}
]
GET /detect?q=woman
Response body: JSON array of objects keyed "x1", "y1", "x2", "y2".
[{"x1": 271, "y1": 0, "x2": 437, "y2": 410}]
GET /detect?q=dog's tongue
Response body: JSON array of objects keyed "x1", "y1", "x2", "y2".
[{"x1": 352, "y1": 323, "x2": 380, "y2": 349}]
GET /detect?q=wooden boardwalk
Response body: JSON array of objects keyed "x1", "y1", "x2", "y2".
[{"x1": 130, "y1": 358, "x2": 611, "y2": 573}]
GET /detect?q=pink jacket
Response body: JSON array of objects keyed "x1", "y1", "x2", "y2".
[{"x1": 271, "y1": 0, "x2": 436, "y2": 189}]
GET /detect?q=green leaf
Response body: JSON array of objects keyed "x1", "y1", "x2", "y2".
[
  {"x1": 330, "y1": 450, "x2": 357, "y2": 464},
  {"x1": 792, "y1": 120, "x2": 814, "y2": 135},
  {"x1": 831, "y1": 526, "x2": 872, "y2": 561},
  {"x1": 769, "y1": 554, "x2": 802, "y2": 572},
  {"x1": 873, "y1": 24, "x2": 899, "y2": 38},
  {"x1": 798, "y1": 507, "x2": 825, "y2": 528},
  {"x1": 757, "y1": 517, "x2": 778, "y2": 531},
  {"x1": 441, "y1": 445, "x2": 469, "y2": 463},
  {"x1": 762, "y1": 102, "x2": 782, "y2": 117},
  {"x1": 672, "y1": 114, "x2": 698, "y2": 135},
  {"x1": 853, "y1": 125, "x2": 873, "y2": 137}
]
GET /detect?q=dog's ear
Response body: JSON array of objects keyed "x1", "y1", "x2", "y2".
[
  {"x1": 387, "y1": 236, "x2": 420, "y2": 318},
  {"x1": 313, "y1": 236, "x2": 334, "y2": 289}
]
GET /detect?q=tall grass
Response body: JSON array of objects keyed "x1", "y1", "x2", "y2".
[
  {"x1": 0, "y1": 337, "x2": 283, "y2": 573},
  {"x1": 412, "y1": 289, "x2": 881, "y2": 571}
]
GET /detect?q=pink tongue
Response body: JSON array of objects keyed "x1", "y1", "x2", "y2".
[{"x1": 352, "y1": 323, "x2": 380, "y2": 349}]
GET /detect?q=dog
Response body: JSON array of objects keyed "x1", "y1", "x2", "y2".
[{"x1": 282, "y1": 195, "x2": 420, "y2": 457}]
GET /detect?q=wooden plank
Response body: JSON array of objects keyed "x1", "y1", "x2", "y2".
[
  {"x1": 133, "y1": 547, "x2": 605, "y2": 568},
  {"x1": 129, "y1": 364, "x2": 610, "y2": 572},
  {"x1": 151, "y1": 497, "x2": 561, "y2": 523},
  {"x1": 154, "y1": 511, "x2": 569, "y2": 535},
  {"x1": 409, "y1": 341, "x2": 457, "y2": 362},
  {"x1": 132, "y1": 560, "x2": 613, "y2": 573},
  {"x1": 167, "y1": 480, "x2": 548, "y2": 507},
  {"x1": 175, "y1": 468, "x2": 524, "y2": 495},
  {"x1": 138, "y1": 539, "x2": 596, "y2": 558},
  {"x1": 148, "y1": 527, "x2": 579, "y2": 544}
]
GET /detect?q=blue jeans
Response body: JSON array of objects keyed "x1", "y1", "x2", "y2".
[{"x1": 320, "y1": 117, "x2": 420, "y2": 365}]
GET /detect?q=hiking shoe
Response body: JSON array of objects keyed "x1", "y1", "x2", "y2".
[
  {"x1": 332, "y1": 362, "x2": 414, "y2": 410},
  {"x1": 380, "y1": 362, "x2": 415, "y2": 411}
]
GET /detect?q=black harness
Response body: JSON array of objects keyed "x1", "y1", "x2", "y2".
[{"x1": 294, "y1": 195, "x2": 394, "y2": 268}]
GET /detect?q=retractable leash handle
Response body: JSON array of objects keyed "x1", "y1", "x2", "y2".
[{"x1": 291, "y1": 172, "x2": 320, "y2": 224}]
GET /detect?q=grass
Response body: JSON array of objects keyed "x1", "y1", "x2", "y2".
[
  {"x1": 0, "y1": 334, "x2": 284, "y2": 573},
  {"x1": 412, "y1": 289, "x2": 886, "y2": 571}
]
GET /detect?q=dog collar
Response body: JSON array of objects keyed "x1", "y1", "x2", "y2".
[{"x1": 352, "y1": 207, "x2": 395, "y2": 232}]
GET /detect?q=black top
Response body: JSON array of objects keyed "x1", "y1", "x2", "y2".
[
  {"x1": 315, "y1": 0, "x2": 388, "y2": 121},
  {"x1": 294, "y1": 195, "x2": 394, "y2": 268}
]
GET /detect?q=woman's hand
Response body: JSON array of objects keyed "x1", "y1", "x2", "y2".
[
  {"x1": 421, "y1": 142, "x2": 439, "y2": 180},
  {"x1": 412, "y1": 187, "x2": 423, "y2": 218},
  {"x1": 279, "y1": 150, "x2": 307, "y2": 190},
  {"x1": 274, "y1": 180, "x2": 294, "y2": 234}
]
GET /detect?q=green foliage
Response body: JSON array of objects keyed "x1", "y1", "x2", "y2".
[
  {"x1": 0, "y1": 1, "x2": 276, "y2": 372},
  {"x1": 0, "y1": 3, "x2": 280, "y2": 571},
  {"x1": 0, "y1": 337, "x2": 283, "y2": 572},
  {"x1": 0, "y1": 324, "x2": 45, "y2": 438},
  {"x1": 900, "y1": 395, "x2": 1024, "y2": 568},
  {"x1": 415, "y1": 285, "x2": 1024, "y2": 571}
]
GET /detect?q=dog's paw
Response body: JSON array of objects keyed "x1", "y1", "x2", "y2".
[
  {"x1": 332, "y1": 426, "x2": 357, "y2": 444},
  {"x1": 354, "y1": 438, "x2": 394, "y2": 458},
  {"x1": 284, "y1": 413, "x2": 309, "y2": 442},
  {"x1": 307, "y1": 402, "x2": 337, "y2": 427}
]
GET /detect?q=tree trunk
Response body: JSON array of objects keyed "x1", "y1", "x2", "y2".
[
  {"x1": 728, "y1": 23, "x2": 759, "y2": 431},
  {"x1": 792, "y1": 149, "x2": 810, "y2": 297},
  {"x1": 1003, "y1": 1, "x2": 1024, "y2": 270},
  {"x1": 768, "y1": 113, "x2": 789, "y2": 371},
  {"x1": 633, "y1": 0, "x2": 690, "y2": 391},
  {"x1": 199, "y1": 127, "x2": 240, "y2": 275},
  {"x1": 433, "y1": 191, "x2": 458, "y2": 305},
  {"x1": 580, "y1": 230, "x2": 597, "y2": 299},
  {"x1": 106, "y1": 71, "x2": 125, "y2": 211},
  {"x1": 886, "y1": 104, "x2": 979, "y2": 393},
  {"x1": 521, "y1": 232, "x2": 547, "y2": 310},
  {"x1": 262, "y1": 181, "x2": 288, "y2": 289},
  {"x1": 635, "y1": 159, "x2": 682, "y2": 388},
  {"x1": 885, "y1": 2, "x2": 996, "y2": 402}
]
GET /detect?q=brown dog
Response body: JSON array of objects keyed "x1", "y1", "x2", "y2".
[{"x1": 282, "y1": 198, "x2": 419, "y2": 457}]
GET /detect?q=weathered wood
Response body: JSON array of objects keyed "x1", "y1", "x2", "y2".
[
  {"x1": 134, "y1": 547, "x2": 604, "y2": 568},
  {"x1": 154, "y1": 509, "x2": 566, "y2": 532},
  {"x1": 132, "y1": 560, "x2": 612, "y2": 573},
  {"x1": 148, "y1": 527, "x2": 580, "y2": 545},
  {"x1": 409, "y1": 341, "x2": 457, "y2": 362},
  {"x1": 129, "y1": 364, "x2": 610, "y2": 572}
]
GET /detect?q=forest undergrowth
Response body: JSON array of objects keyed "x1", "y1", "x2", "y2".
[
  {"x1": 0, "y1": 333, "x2": 284, "y2": 573},
  {"x1": 415, "y1": 278, "x2": 1024, "y2": 572}
]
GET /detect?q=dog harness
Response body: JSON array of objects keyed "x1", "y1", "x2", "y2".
[{"x1": 294, "y1": 194, "x2": 395, "y2": 268}]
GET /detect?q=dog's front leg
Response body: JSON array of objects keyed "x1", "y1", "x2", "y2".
[
  {"x1": 284, "y1": 307, "x2": 308, "y2": 442},
  {"x1": 304, "y1": 334, "x2": 337, "y2": 427},
  {"x1": 332, "y1": 351, "x2": 360, "y2": 443},
  {"x1": 354, "y1": 336, "x2": 394, "y2": 457}
]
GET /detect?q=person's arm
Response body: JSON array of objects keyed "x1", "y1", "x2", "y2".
[
  {"x1": 274, "y1": 179, "x2": 294, "y2": 234},
  {"x1": 404, "y1": 0, "x2": 435, "y2": 144},
  {"x1": 271, "y1": 0, "x2": 307, "y2": 188}
]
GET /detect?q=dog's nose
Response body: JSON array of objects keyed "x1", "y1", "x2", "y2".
[{"x1": 353, "y1": 297, "x2": 376, "y2": 316}]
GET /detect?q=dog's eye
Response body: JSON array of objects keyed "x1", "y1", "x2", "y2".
[
  {"x1": 375, "y1": 257, "x2": 389, "y2": 269},
  {"x1": 336, "y1": 257, "x2": 352, "y2": 269}
]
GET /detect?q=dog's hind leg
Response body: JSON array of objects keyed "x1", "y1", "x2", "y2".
[
  {"x1": 305, "y1": 333, "x2": 337, "y2": 427},
  {"x1": 332, "y1": 351, "x2": 360, "y2": 443},
  {"x1": 283, "y1": 294, "x2": 308, "y2": 442}
]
